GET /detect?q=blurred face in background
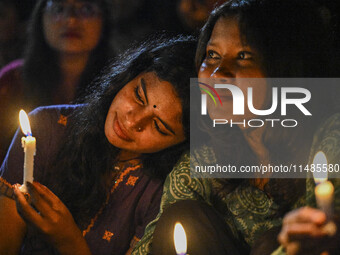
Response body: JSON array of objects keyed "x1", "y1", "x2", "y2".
[
  {"x1": 177, "y1": 0, "x2": 220, "y2": 30},
  {"x1": 43, "y1": 0, "x2": 103, "y2": 54}
]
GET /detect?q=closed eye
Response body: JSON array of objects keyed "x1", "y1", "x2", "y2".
[
  {"x1": 134, "y1": 85, "x2": 144, "y2": 105},
  {"x1": 154, "y1": 120, "x2": 168, "y2": 136}
]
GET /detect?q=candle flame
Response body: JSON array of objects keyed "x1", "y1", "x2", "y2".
[
  {"x1": 315, "y1": 181, "x2": 334, "y2": 197},
  {"x1": 174, "y1": 222, "x2": 187, "y2": 254},
  {"x1": 312, "y1": 151, "x2": 328, "y2": 184},
  {"x1": 19, "y1": 110, "x2": 32, "y2": 136}
]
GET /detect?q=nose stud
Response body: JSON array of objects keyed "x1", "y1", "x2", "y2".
[{"x1": 138, "y1": 127, "x2": 142, "y2": 131}]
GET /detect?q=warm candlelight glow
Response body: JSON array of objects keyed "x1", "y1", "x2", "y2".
[
  {"x1": 315, "y1": 181, "x2": 334, "y2": 197},
  {"x1": 312, "y1": 151, "x2": 328, "y2": 184},
  {"x1": 19, "y1": 110, "x2": 32, "y2": 136},
  {"x1": 312, "y1": 151, "x2": 334, "y2": 220},
  {"x1": 174, "y1": 222, "x2": 187, "y2": 255}
]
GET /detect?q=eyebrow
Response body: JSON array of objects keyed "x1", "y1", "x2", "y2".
[
  {"x1": 142, "y1": 77, "x2": 176, "y2": 135},
  {"x1": 141, "y1": 78, "x2": 149, "y2": 104},
  {"x1": 157, "y1": 117, "x2": 176, "y2": 135}
]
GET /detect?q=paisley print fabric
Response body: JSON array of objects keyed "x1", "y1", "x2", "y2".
[{"x1": 132, "y1": 113, "x2": 340, "y2": 255}]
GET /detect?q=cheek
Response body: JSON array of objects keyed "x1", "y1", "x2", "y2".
[
  {"x1": 198, "y1": 62, "x2": 213, "y2": 78},
  {"x1": 207, "y1": 101, "x2": 229, "y2": 120},
  {"x1": 43, "y1": 16, "x2": 56, "y2": 45},
  {"x1": 85, "y1": 19, "x2": 103, "y2": 47}
]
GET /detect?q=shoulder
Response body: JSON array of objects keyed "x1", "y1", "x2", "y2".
[
  {"x1": 0, "y1": 59, "x2": 23, "y2": 78},
  {"x1": 164, "y1": 150, "x2": 212, "y2": 202},
  {"x1": 306, "y1": 113, "x2": 340, "y2": 207},
  {"x1": 309, "y1": 113, "x2": 340, "y2": 165},
  {"x1": 0, "y1": 59, "x2": 24, "y2": 96},
  {"x1": 27, "y1": 105, "x2": 84, "y2": 141},
  {"x1": 28, "y1": 105, "x2": 83, "y2": 126},
  {"x1": 29, "y1": 104, "x2": 82, "y2": 118}
]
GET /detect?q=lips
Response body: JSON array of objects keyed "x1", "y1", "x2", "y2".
[
  {"x1": 113, "y1": 113, "x2": 132, "y2": 141},
  {"x1": 61, "y1": 30, "x2": 81, "y2": 38}
]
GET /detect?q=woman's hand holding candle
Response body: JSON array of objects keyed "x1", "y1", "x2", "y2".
[
  {"x1": 278, "y1": 207, "x2": 337, "y2": 255},
  {"x1": 13, "y1": 182, "x2": 91, "y2": 255},
  {"x1": 278, "y1": 152, "x2": 338, "y2": 254}
]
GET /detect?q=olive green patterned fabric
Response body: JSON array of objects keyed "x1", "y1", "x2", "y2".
[{"x1": 132, "y1": 113, "x2": 340, "y2": 255}]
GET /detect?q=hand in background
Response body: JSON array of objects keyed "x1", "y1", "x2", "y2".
[
  {"x1": 278, "y1": 207, "x2": 339, "y2": 255},
  {"x1": 13, "y1": 182, "x2": 91, "y2": 255}
]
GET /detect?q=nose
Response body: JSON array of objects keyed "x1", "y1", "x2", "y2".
[
  {"x1": 65, "y1": 8, "x2": 78, "y2": 21},
  {"x1": 125, "y1": 108, "x2": 152, "y2": 132},
  {"x1": 210, "y1": 61, "x2": 235, "y2": 79}
]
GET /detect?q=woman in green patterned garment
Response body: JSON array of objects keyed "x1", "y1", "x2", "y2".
[{"x1": 132, "y1": 0, "x2": 340, "y2": 254}]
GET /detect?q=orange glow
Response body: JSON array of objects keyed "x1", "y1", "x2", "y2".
[{"x1": 315, "y1": 181, "x2": 334, "y2": 198}]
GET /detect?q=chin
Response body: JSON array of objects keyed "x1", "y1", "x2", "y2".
[{"x1": 207, "y1": 107, "x2": 233, "y2": 120}]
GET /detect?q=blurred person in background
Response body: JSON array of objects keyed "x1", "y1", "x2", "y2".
[
  {"x1": 0, "y1": 0, "x2": 115, "y2": 164},
  {"x1": 177, "y1": 0, "x2": 223, "y2": 33}
]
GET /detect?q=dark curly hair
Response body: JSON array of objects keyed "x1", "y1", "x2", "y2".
[{"x1": 43, "y1": 35, "x2": 197, "y2": 227}]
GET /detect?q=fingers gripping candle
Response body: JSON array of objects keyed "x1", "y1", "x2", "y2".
[{"x1": 19, "y1": 110, "x2": 36, "y2": 193}]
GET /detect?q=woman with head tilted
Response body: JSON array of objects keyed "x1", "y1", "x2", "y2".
[
  {"x1": 0, "y1": 0, "x2": 114, "y2": 163},
  {"x1": 0, "y1": 36, "x2": 196, "y2": 255},
  {"x1": 133, "y1": 0, "x2": 340, "y2": 254}
]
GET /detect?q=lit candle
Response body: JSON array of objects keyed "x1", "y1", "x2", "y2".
[
  {"x1": 19, "y1": 110, "x2": 36, "y2": 193},
  {"x1": 174, "y1": 222, "x2": 187, "y2": 255},
  {"x1": 312, "y1": 151, "x2": 334, "y2": 220}
]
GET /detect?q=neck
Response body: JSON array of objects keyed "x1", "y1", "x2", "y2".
[
  {"x1": 59, "y1": 53, "x2": 90, "y2": 84},
  {"x1": 241, "y1": 126, "x2": 268, "y2": 163},
  {"x1": 117, "y1": 150, "x2": 141, "y2": 162},
  {"x1": 54, "y1": 53, "x2": 90, "y2": 104},
  {"x1": 241, "y1": 126, "x2": 271, "y2": 189}
]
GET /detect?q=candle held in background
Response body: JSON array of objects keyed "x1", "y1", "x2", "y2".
[{"x1": 312, "y1": 151, "x2": 334, "y2": 220}]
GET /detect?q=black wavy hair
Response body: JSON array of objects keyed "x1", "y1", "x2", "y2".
[
  {"x1": 43, "y1": 35, "x2": 197, "y2": 227},
  {"x1": 22, "y1": 0, "x2": 115, "y2": 107},
  {"x1": 196, "y1": 0, "x2": 336, "y2": 77},
  {"x1": 195, "y1": 0, "x2": 337, "y2": 215}
]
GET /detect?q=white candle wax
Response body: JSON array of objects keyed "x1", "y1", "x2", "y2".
[
  {"x1": 315, "y1": 180, "x2": 334, "y2": 220},
  {"x1": 20, "y1": 135, "x2": 36, "y2": 192},
  {"x1": 18, "y1": 110, "x2": 36, "y2": 193}
]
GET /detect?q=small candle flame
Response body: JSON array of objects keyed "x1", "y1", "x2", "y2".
[
  {"x1": 312, "y1": 151, "x2": 328, "y2": 184},
  {"x1": 19, "y1": 110, "x2": 32, "y2": 136},
  {"x1": 174, "y1": 222, "x2": 187, "y2": 254}
]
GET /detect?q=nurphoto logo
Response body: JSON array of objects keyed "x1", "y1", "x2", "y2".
[{"x1": 200, "y1": 81, "x2": 312, "y2": 128}]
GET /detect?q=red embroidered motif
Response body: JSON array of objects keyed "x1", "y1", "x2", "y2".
[
  {"x1": 102, "y1": 230, "x2": 114, "y2": 242},
  {"x1": 126, "y1": 176, "x2": 139, "y2": 186},
  {"x1": 82, "y1": 164, "x2": 142, "y2": 236},
  {"x1": 57, "y1": 114, "x2": 67, "y2": 126}
]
